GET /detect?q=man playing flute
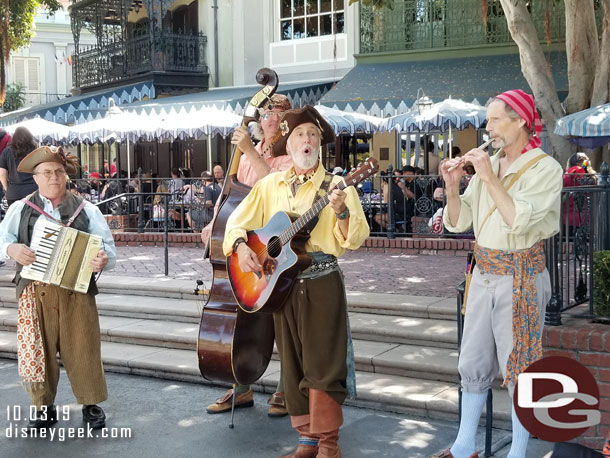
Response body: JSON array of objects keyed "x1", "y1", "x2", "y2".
[{"x1": 434, "y1": 90, "x2": 563, "y2": 458}]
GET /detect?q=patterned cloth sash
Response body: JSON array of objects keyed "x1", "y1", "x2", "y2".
[
  {"x1": 17, "y1": 282, "x2": 46, "y2": 387},
  {"x1": 474, "y1": 241, "x2": 546, "y2": 387}
]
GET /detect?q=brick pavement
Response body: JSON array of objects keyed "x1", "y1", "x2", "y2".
[{"x1": 0, "y1": 247, "x2": 466, "y2": 297}]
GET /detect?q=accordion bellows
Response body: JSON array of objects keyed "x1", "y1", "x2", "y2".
[{"x1": 21, "y1": 220, "x2": 102, "y2": 294}]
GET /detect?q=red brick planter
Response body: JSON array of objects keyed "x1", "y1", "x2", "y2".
[
  {"x1": 543, "y1": 320, "x2": 610, "y2": 449},
  {"x1": 111, "y1": 233, "x2": 475, "y2": 255}
]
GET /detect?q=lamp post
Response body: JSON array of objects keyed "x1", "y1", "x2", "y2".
[{"x1": 416, "y1": 88, "x2": 433, "y2": 175}]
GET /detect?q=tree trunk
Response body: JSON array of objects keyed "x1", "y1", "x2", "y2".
[
  {"x1": 592, "y1": 0, "x2": 610, "y2": 105},
  {"x1": 589, "y1": 0, "x2": 610, "y2": 170},
  {"x1": 499, "y1": 0, "x2": 574, "y2": 165},
  {"x1": 564, "y1": 0, "x2": 599, "y2": 113}
]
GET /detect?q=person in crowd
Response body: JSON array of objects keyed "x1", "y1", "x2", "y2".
[
  {"x1": 563, "y1": 152, "x2": 597, "y2": 186},
  {"x1": 185, "y1": 171, "x2": 215, "y2": 231},
  {"x1": 416, "y1": 141, "x2": 441, "y2": 175},
  {"x1": 374, "y1": 169, "x2": 407, "y2": 232},
  {"x1": 434, "y1": 89, "x2": 562, "y2": 458},
  {"x1": 109, "y1": 158, "x2": 117, "y2": 176},
  {"x1": 0, "y1": 127, "x2": 39, "y2": 206},
  {"x1": 0, "y1": 146, "x2": 116, "y2": 431},
  {"x1": 213, "y1": 164, "x2": 225, "y2": 188},
  {"x1": 562, "y1": 152, "x2": 596, "y2": 234},
  {"x1": 102, "y1": 160, "x2": 110, "y2": 178},
  {"x1": 224, "y1": 105, "x2": 369, "y2": 458},
  {"x1": 0, "y1": 128, "x2": 12, "y2": 155}
]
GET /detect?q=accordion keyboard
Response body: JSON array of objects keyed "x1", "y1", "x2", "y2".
[{"x1": 21, "y1": 219, "x2": 102, "y2": 293}]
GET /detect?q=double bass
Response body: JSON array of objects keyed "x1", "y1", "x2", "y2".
[{"x1": 196, "y1": 68, "x2": 278, "y2": 385}]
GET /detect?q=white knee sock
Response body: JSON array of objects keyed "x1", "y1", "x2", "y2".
[
  {"x1": 507, "y1": 404, "x2": 529, "y2": 458},
  {"x1": 450, "y1": 391, "x2": 487, "y2": 458}
]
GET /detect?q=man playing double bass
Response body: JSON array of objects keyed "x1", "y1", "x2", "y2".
[
  {"x1": 223, "y1": 105, "x2": 369, "y2": 458},
  {"x1": 206, "y1": 94, "x2": 293, "y2": 417}
]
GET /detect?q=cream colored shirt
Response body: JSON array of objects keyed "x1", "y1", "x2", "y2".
[
  {"x1": 223, "y1": 163, "x2": 370, "y2": 256},
  {"x1": 443, "y1": 148, "x2": 563, "y2": 251}
]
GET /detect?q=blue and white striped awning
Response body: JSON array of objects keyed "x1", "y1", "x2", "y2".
[
  {"x1": 379, "y1": 99, "x2": 488, "y2": 133},
  {"x1": 0, "y1": 81, "x2": 156, "y2": 127},
  {"x1": 555, "y1": 102, "x2": 610, "y2": 137}
]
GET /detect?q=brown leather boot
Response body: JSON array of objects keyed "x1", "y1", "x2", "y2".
[
  {"x1": 206, "y1": 388, "x2": 254, "y2": 414},
  {"x1": 277, "y1": 443, "x2": 319, "y2": 458},
  {"x1": 308, "y1": 389, "x2": 343, "y2": 458},
  {"x1": 278, "y1": 416, "x2": 319, "y2": 458}
]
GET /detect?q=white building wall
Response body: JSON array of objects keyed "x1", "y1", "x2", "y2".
[
  {"x1": 5, "y1": 3, "x2": 94, "y2": 109},
  {"x1": 230, "y1": 0, "x2": 358, "y2": 84}
]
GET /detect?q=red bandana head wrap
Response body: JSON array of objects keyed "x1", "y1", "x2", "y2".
[{"x1": 495, "y1": 89, "x2": 542, "y2": 153}]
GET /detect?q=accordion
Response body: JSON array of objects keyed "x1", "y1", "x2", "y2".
[{"x1": 21, "y1": 220, "x2": 103, "y2": 294}]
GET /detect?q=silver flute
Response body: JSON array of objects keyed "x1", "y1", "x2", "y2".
[{"x1": 447, "y1": 138, "x2": 494, "y2": 172}]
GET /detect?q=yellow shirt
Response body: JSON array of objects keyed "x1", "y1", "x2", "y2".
[
  {"x1": 223, "y1": 163, "x2": 370, "y2": 256},
  {"x1": 443, "y1": 148, "x2": 563, "y2": 251}
]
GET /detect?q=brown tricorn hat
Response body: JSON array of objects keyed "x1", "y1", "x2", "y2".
[
  {"x1": 17, "y1": 146, "x2": 79, "y2": 176},
  {"x1": 272, "y1": 105, "x2": 335, "y2": 157}
]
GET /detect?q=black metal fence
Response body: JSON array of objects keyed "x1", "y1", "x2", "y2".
[
  {"x1": 545, "y1": 162, "x2": 610, "y2": 325},
  {"x1": 358, "y1": 164, "x2": 474, "y2": 239},
  {"x1": 74, "y1": 171, "x2": 221, "y2": 234}
]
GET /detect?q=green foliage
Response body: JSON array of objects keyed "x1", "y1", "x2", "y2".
[
  {"x1": 348, "y1": 0, "x2": 394, "y2": 10},
  {"x1": 1, "y1": 0, "x2": 62, "y2": 53},
  {"x1": 1, "y1": 83, "x2": 26, "y2": 112},
  {"x1": 593, "y1": 250, "x2": 610, "y2": 317}
]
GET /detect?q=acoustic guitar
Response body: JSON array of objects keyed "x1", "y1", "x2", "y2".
[{"x1": 227, "y1": 157, "x2": 379, "y2": 314}]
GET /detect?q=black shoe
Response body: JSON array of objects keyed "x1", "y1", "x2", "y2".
[
  {"x1": 82, "y1": 404, "x2": 106, "y2": 429},
  {"x1": 28, "y1": 405, "x2": 58, "y2": 430}
]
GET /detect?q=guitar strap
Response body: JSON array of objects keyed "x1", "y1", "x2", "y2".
[{"x1": 301, "y1": 173, "x2": 334, "y2": 234}]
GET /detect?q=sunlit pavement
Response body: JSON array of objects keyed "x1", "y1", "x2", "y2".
[
  {"x1": 1, "y1": 245, "x2": 467, "y2": 297},
  {"x1": 0, "y1": 360, "x2": 554, "y2": 458}
]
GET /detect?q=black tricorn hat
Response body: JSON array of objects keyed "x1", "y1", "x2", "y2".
[{"x1": 272, "y1": 105, "x2": 335, "y2": 157}]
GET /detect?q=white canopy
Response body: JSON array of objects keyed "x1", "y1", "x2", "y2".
[
  {"x1": 314, "y1": 105, "x2": 382, "y2": 135},
  {"x1": 379, "y1": 99, "x2": 488, "y2": 133},
  {"x1": 5, "y1": 117, "x2": 71, "y2": 143}
]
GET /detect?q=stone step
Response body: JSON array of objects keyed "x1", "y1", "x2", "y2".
[
  {"x1": 0, "y1": 278, "x2": 457, "y2": 323},
  {"x1": 0, "y1": 287, "x2": 202, "y2": 324},
  {"x1": 0, "y1": 307, "x2": 458, "y2": 382},
  {"x1": 0, "y1": 331, "x2": 511, "y2": 429},
  {"x1": 0, "y1": 302, "x2": 457, "y2": 353}
]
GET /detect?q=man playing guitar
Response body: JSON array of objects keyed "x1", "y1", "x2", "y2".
[{"x1": 223, "y1": 105, "x2": 369, "y2": 458}]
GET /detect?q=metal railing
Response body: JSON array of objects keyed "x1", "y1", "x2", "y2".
[
  {"x1": 358, "y1": 164, "x2": 474, "y2": 239},
  {"x1": 358, "y1": 0, "x2": 603, "y2": 54},
  {"x1": 73, "y1": 31, "x2": 208, "y2": 89},
  {"x1": 94, "y1": 191, "x2": 172, "y2": 276},
  {"x1": 545, "y1": 163, "x2": 610, "y2": 325},
  {"x1": 77, "y1": 172, "x2": 220, "y2": 234}
]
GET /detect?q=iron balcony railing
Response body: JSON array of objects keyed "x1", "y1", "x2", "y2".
[
  {"x1": 358, "y1": 0, "x2": 605, "y2": 54},
  {"x1": 73, "y1": 31, "x2": 208, "y2": 89}
]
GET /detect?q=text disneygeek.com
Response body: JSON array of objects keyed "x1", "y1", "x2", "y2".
[{"x1": 5, "y1": 405, "x2": 132, "y2": 441}]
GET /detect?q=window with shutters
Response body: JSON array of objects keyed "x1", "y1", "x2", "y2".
[{"x1": 12, "y1": 57, "x2": 40, "y2": 93}]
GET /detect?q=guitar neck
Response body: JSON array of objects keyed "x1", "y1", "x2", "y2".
[{"x1": 278, "y1": 180, "x2": 347, "y2": 245}]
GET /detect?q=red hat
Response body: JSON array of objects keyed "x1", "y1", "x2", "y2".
[
  {"x1": 89, "y1": 172, "x2": 101, "y2": 179},
  {"x1": 495, "y1": 89, "x2": 542, "y2": 153}
]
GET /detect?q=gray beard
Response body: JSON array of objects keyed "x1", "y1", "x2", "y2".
[{"x1": 290, "y1": 145, "x2": 320, "y2": 170}]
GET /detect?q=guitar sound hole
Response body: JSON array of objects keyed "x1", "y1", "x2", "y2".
[{"x1": 267, "y1": 236, "x2": 281, "y2": 258}]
